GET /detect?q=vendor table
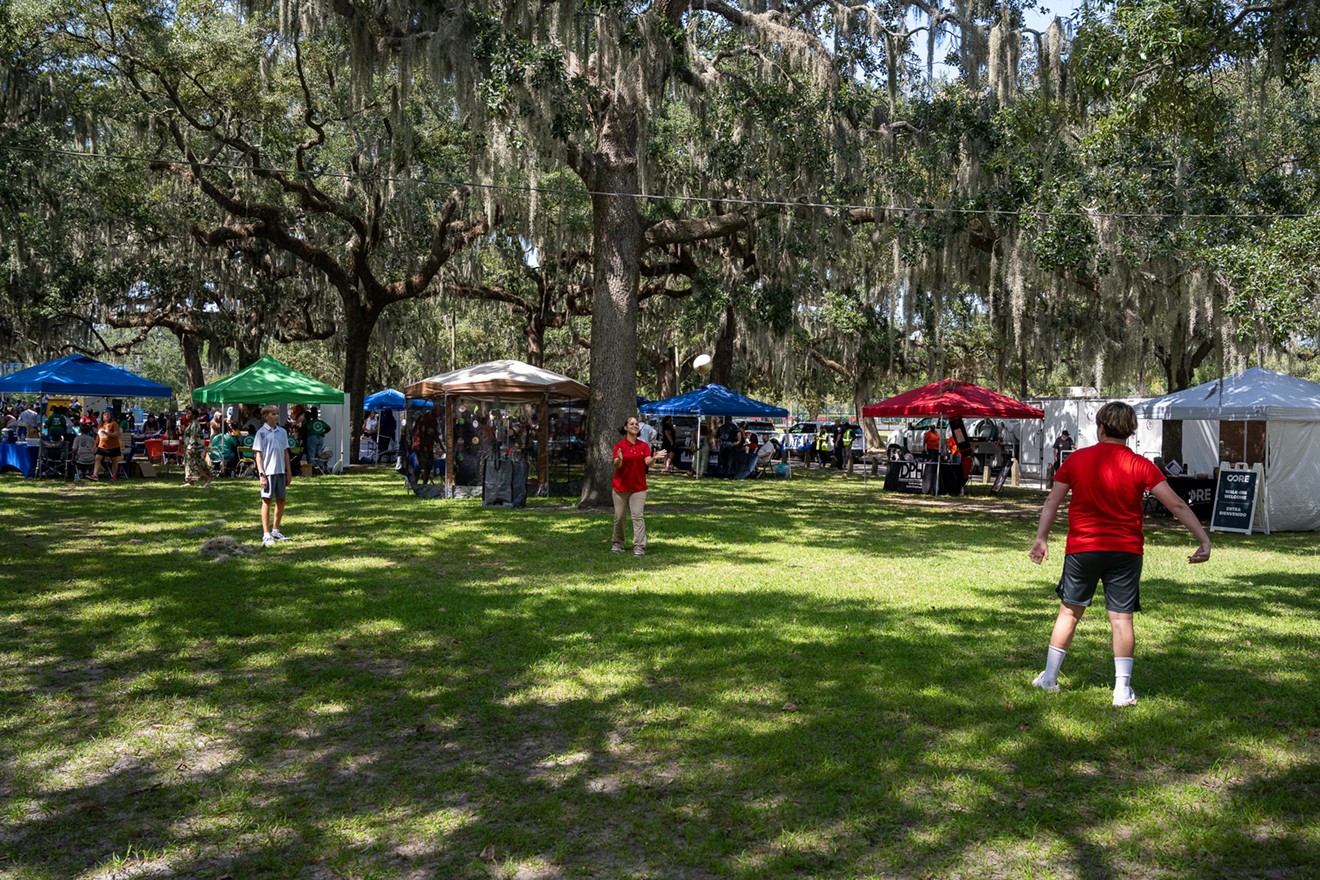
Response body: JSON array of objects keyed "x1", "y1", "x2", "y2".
[
  {"x1": 722, "y1": 448, "x2": 758, "y2": 479},
  {"x1": 883, "y1": 458, "x2": 967, "y2": 496},
  {"x1": 0, "y1": 443, "x2": 39, "y2": 477}
]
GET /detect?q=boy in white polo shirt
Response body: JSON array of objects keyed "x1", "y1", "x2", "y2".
[{"x1": 253, "y1": 404, "x2": 292, "y2": 547}]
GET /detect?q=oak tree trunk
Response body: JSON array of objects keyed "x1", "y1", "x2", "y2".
[
  {"x1": 711, "y1": 304, "x2": 736, "y2": 387},
  {"x1": 854, "y1": 385, "x2": 881, "y2": 452},
  {"x1": 178, "y1": 330, "x2": 206, "y2": 393},
  {"x1": 340, "y1": 297, "x2": 381, "y2": 465},
  {"x1": 579, "y1": 157, "x2": 642, "y2": 508},
  {"x1": 235, "y1": 330, "x2": 263, "y2": 370},
  {"x1": 525, "y1": 311, "x2": 545, "y2": 367}
]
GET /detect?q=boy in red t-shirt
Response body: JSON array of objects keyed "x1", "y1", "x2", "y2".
[{"x1": 1028, "y1": 402, "x2": 1211, "y2": 706}]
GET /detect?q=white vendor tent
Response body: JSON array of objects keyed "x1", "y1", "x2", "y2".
[{"x1": 1134, "y1": 368, "x2": 1320, "y2": 532}]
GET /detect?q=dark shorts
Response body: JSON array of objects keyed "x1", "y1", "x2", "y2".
[
  {"x1": 260, "y1": 472, "x2": 287, "y2": 500},
  {"x1": 1057, "y1": 551, "x2": 1143, "y2": 614}
]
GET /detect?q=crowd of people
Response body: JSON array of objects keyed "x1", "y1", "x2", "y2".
[
  {"x1": 3, "y1": 400, "x2": 178, "y2": 481},
  {"x1": 682, "y1": 415, "x2": 785, "y2": 478},
  {"x1": 176, "y1": 403, "x2": 330, "y2": 487},
  {"x1": 801, "y1": 420, "x2": 861, "y2": 470},
  {"x1": 1, "y1": 400, "x2": 330, "y2": 486},
  {"x1": 395, "y1": 406, "x2": 540, "y2": 485}
]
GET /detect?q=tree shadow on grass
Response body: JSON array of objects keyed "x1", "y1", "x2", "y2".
[
  {"x1": 1, "y1": 474, "x2": 1316, "y2": 878},
  {"x1": 5, "y1": 588, "x2": 1317, "y2": 877}
]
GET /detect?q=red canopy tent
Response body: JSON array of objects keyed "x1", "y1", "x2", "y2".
[
  {"x1": 863, "y1": 379, "x2": 1043, "y2": 419},
  {"x1": 864, "y1": 380, "x2": 1044, "y2": 494}
]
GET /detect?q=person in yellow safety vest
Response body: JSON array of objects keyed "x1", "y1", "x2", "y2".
[
  {"x1": 839, "y1": 423, "x2": 856, "y2": 471},
  {"x1": 814, "y1": 428, "x2": 833, "y2": 468}
]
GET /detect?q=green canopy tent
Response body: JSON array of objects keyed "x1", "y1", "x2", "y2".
[
  {"x1": 191, "y1": 355, "x2": 344, "y2": 404},
  {"x1": 192, "y1": 355, "x2": 348, "y2": 472}
]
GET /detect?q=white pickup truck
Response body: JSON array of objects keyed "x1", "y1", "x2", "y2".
[{"x1": 886, "y1": 417, "x2": 1017, "y2": 469}]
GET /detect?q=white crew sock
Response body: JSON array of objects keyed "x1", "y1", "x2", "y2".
[
  {"x1": 1114, "y1": 657, "x2": 1134, "y2": 698},
  {"x1": 1040, "y1": 646, "x2": 1066, "y2": 685}
]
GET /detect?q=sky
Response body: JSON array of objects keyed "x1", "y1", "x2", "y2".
[{"x1": 1024, "y1": 1, "x2": 1081, "y2": 31}]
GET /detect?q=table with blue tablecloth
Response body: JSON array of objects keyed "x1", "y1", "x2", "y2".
[{"x1": 0, "y1": 443, "x2": 39, "y2": 477}]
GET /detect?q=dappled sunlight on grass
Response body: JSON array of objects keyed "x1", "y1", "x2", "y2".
[{"x1": 0, "y1": 469, "x2": 1317, "y2": 878}]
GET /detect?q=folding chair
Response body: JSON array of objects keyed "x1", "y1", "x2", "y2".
[
  {"x1": 37, "y1": 439, "x2": 70, "y2": 480},
  {"x1": 160, "y1": 438, "x2": 183, "y2": 472},
  {"x1": 288, "y1": 442, "x2": 305, "y2": 475},
  {"x1": 207, "y1": 443, "x2": 227, "y2": 477},
  {"x1": 310, "y1": 448, "x2": 333, "y2": 475},
  {"x1": 233, "y1": 435, "x2": 257, "y2": 478}
]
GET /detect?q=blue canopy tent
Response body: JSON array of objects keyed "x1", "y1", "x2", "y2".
[
  {"x1": 640, "y1": 384, "x2": 788, "y2": 419},
  {"x1": 0, "y1": 354, "x2": 173, "y2": 399},
  {"x1": 640, "y1": 384, "x2": 788, "y2": 478},
  {"x1": 362, "y1": 388, "x2": 433, "y2": 410},
  {"x1": 362, "y1": 388, "x2": 432, "y2": 465},
  {"x1": 0, "y1": 355, "x2": 173, "y2": 478}
]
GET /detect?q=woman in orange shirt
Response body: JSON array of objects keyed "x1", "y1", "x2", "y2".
[{"x1": 91, "y1": 411, "x2": 124, "y2": 481}]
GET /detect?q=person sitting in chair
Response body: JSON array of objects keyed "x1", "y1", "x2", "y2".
[
  {"x1": 756, "y1": 435, "x2": 781, "y2": 472},
  {"x1": 44, "y1": 407, "x2": 70, "y2": 443},
  {"x1": 212, "y1": 427, "x2": 240, "y2": 477},
  {"x1": 72, "y1": 430, "x2": 97, "y2": 478}
]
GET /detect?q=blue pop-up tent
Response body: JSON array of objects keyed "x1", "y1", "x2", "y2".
[
  {"x1": 363, "y1": 388, "x2": 433, "y2": 410},
  {"x1": 640, "y1": 384, "x2": 787, "y2": 419},
  {"x1": 0, "y1": 354, "x2": 173, "y2": 398},
  {"x1": 641, "y1": 384, "x2": 787, "y2": 478}
]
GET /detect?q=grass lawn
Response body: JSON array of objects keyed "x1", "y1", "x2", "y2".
[{"x1": 1, "y1": 466, "x2": 1316, "y2": 879}]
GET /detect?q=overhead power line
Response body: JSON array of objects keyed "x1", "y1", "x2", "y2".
[{"x1": 4, "y1": 143, "x2": 1316, "y2": 222}]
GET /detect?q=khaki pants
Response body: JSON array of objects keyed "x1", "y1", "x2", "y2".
[{"x1": 612, "y1": 490, "x2": 647, "y2": 551}]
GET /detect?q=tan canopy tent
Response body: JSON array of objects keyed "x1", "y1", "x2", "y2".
[{"x1": 404, "y1": 359, "x2": 589, "y2": 492}]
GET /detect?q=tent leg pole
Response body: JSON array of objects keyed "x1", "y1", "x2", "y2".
[
  {"x1": 695, "y1": 420, "x2": 702, "y2": 480},
  {"x1": 1040, "y1": 428, "x2": 1046, "y2": 491},
  {"x1": 538, "y1": 394, "x2": 549, "y2": 495},
  {"x1": 445, "y1": 394, "x2": 455, "y2": 496}
]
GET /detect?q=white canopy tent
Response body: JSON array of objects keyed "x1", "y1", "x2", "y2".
[{"x1": 1134, "y1": 368, "x2": 1320, "y2": 532}]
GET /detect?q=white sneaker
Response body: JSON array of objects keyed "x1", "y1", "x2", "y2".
[
  {"x1": 270, "y1": 529, "x2": 289, "y2": 541},
  {"x1": 1112, "y1": 688, "x2": 1138, "y2": 707},
  {"x1": 611, "y1": 545, "x2": 624, "y2": 554},
  {"x1": 634, "y1": 548, "x2": 645, "y2": 557},
  {"x1": 1032, "y1": 672, "x2": 1060, "y2": 693},
  {"x1": 262, "y1": 533, "x2": 276, "y2": 547}
]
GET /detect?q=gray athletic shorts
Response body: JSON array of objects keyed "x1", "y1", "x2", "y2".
[
  {"x1": 1057, "y1": 551, "x2": 1143, "y2": 614},
  {"x1": 260, "y1": 472, "x2": 287, "y2": 500}
]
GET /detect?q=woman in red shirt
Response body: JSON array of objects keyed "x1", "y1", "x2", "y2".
[{"x1": 612, "y1": 417, "x2": 664, "y2": 557}]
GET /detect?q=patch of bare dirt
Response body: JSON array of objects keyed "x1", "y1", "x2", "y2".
[{"x1": 197, "y1": 536, "x2": 257, "y2": 561}]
